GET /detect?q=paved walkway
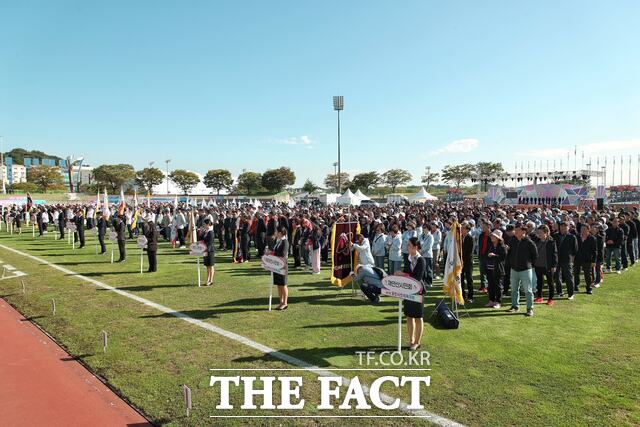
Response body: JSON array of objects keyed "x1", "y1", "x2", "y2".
[{"x1": 0, "y1": 298, "x2": 152, "y2": 427}]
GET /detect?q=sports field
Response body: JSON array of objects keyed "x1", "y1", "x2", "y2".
[{"x1": 0, "y1": 230, "x2": 638, "y2": 426}]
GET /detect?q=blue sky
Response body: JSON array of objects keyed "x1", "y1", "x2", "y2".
[{"x1": 1, "y1": 0, "x2": 639, "y2": 186}]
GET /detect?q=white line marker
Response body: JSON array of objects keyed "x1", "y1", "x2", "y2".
[{"x1": 0, "y1": 243, "x2": 463, "y2": 427}]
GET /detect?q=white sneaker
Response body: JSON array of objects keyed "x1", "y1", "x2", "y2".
[
  {"x1": 616, "y1": 271, "x2": 622, "y2": 275},
  {"x1": 568, "y1": 295, "x2": 574, "y2": 300}
]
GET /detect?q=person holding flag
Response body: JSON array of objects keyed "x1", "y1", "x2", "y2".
[{"x1": 443, "y1": 220, "x2": 465, "y2": 307}]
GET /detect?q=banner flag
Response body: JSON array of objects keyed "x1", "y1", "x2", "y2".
[
  {"x1": 443, "y1": 221, "x2": 465, "y2": 305},
  {"x1": 330, "y1": 221, "x2": 361, "y2": 287},
  {"x1": 118, "y1": 187, "x2": 126, "y2": 216},
  {"x1": 103, "y1": 188, "x2": 110, "y2": 219}
]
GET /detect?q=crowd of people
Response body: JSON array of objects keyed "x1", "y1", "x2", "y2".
[{"x1": 1, "y1": 198, "x2": 638, "y2": 347}]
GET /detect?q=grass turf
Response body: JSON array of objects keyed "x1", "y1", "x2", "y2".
[{"x1": 0, "y1": 229, "x2": 638, "y2": 426}]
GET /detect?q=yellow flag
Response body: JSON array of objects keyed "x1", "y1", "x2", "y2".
[{"x1": 443, "y1": 221, "x2": 465, "y2": 305}]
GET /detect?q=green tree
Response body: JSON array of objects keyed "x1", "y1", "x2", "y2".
[
  {"x1": 169, "y1": 169, "x2": 200, "y2": 195},
  {"x1": 441, "y1": 164, "x2": 476, "y2": 188},
  {"x1": 203, "y1": 169, "x2": 234, "y2": 195},
  {"x1": 236, "y1": 172, "x2": 263, "y2": 195},
  {"x1": 324, "y1": 172, "x2": 350, "y2": 193},
  {"x1": 382, "y1": 169, "x2": 412, "y2": 192},
  {"x1": 351, "y1": 172, "x2": 381, "y2": 191},
  {"x1": 261, "y1": 167, "x2": 296, "y2": 193},
  {"x1": 421, "y1": 171, "x2": 440, "y2": 191},
  {"x1": 301, "y1": 179, "x2": 320, "y2": 194},
  {"x1": 11, "y1": 182, "x2": 38, "y2": 193},
  {"x1": 26, "y1": 165, "x2": 64, "y2": 193},
  {"x1": 476, "y1": 162, "x2": 505, "y2": 191},
  {"x1": 135, "y1": 167, "x2": 165, "y2": 195},
  {"x1": 93, "y1": 164, "x2": 136, "y2": 192}
]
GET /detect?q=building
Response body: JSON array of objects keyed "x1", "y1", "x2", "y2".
[
  {"x1": 1, "y1": 164, "x2": 27, "y2": 185},
  {"x1": 62, "y1": 165, "x2": 94, "y2": 191}
]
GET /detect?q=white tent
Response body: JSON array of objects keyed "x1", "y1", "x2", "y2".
[
  {"x1": 354, "y1": 189, "x2": 370, "y2": 201},
  {"x1": 337, "y1": 189, "x2": 361, "y2": 206},
  {"x1": 409, "y1": 187, "x2": 438, "y2": 203},
  {"x1": 318, "y1": 193, "x2": 340, "y2": 204}
]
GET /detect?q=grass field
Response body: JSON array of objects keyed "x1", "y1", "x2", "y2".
[{"x1": 0, "y1": 228, "x2": 638, "y2": 426}]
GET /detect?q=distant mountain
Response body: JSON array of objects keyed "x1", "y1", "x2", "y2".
[{"x1": 3, "y1": 148, "x2": 63, "y2": 165}]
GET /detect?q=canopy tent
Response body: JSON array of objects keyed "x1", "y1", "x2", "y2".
[
  {"x1": 408, "y1": 187, "x2": 438, "y2": 202},
  {"x1": 336, "y1": 189, "x2": 361, "y2": 206},
  {"x1": 354, "y1": 189, "x2": 370, "y2": 200},
  {"x1": 319, "y1": 193, "x2": 340, "y2": 204},
  {"x1": 273, "y1": 191, "x2": 291, "y2": 203}
]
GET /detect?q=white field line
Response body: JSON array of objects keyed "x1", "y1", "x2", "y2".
[{"x1": 0, "y1": 242, "x2": 463, "y2": 427}]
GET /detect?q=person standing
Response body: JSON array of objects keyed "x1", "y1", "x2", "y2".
[
  {"x1": 431, "y1": 223, "x2": 442, "y2": 279},
  {"x1": 486, "y1": 229, "x2": 507, "y2": 309},
  {"x1": 402, "y1": 237, "x2": 426, "y2": 351},
  {"x1": 533, "y1": 225, "x2": 557, "y2": 305},
  {"x1": 371, "y1": 224, "x2": 387, "y2": 270},
  {"x1": 461, "y1": 223, "x2": 475, "y2": 303},
  {"x1": 96, "y1": 211, "x2": 107, "y2": 254},
  {"x1": 605, "y1": 217, "x2": 623, "y2": 274},
  {"x1": 145, "y1": 220, "x2": 158, "y2": 272},
  {"x1": 554, "y1": 221, "x2": 578, "y2": 299},
  {"x1": 255, "y1": 212, "x2": 267, "y2": 257},
  {"x1": 272, "y1": 226, "x2": 289, "y2": 310},
  {"x1": 592, "y1": 224, "x2": 605, "y2": 286},
  {"x1": 350, "y1": 233, "x2": 375, "y2": 267},
  {"x1": 74, "y1": 209, "x2": 86, "y2": 249},
  {"x1": 202, "y1": 218, "x2": 215, "y2": 285},
  {"x1": 477, "y1": 219, "x2": 492, "y2": 293},
  {"x1": 502, "y1": 224, "x2": 517, "y2": 295},
  {"x1": 507, "y1": 223, "x2": 538, "y2": 317},
  {"x1": 115, "y1": 214, "x2": 127, "y2": 262},
  {"x1": 419, "y1": 225, "x2": 434, "y2": 288},
  {"x1": 58, "y1": 208, "x2": 66, "y2": 240},
  {"x1": 575, "y1": 224, "x2": 597, "y2": 295},
  {"x1": 386, "y1": 224, "x2": 403, "y2": 274}
]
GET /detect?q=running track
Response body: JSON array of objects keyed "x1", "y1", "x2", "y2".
[{"x1": 0, "y1": 298, "x2": 151, "y2": 427}]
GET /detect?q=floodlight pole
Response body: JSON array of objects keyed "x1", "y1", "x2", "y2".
[
  {"x1": 333, "y1": 96, "x2": 344, "y2": 193},
  {"x1": 165, "y1": 159, "x2": 171, "y2": 195}
]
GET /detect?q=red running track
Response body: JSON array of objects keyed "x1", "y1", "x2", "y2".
[{"x1": 0, "y1": 298, "x2": 152, "y2": 427}]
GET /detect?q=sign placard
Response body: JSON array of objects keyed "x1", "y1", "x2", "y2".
[
  {"x1": 381, "y1": 275, "x2": 423, "y2": 303},
  {"x1": 261, "y1": 254, "x2": 287, "y2": 275},
  {"x1": 189, "y1": 241, "x2": 206, "y2": 256},
  {"x1": 136, "y1": 235, "x2": 148, "y2": 249},
  {"x1": 67, "y1": 223, "x2": 77, "y2": 232},
  {"x1": 108, "y1": 231, "x2": 118, "y2": 241}
]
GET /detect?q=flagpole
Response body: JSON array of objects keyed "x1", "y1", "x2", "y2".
[{"x1": 397, "y1": 299, "x2": 402, "y2": 353}]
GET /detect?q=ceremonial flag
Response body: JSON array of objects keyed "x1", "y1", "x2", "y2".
[
  {"x1": 131, "y1": 208, "x2": 139, "y2": 230},
  {"x1": 330, "y1": 221, "x2": 361, "y2": 287},
  {"x1": 186, "y1": 210, "x2": 197, "y2": 244},
  {"x1": 26, "y1": 192, "x2": 33, "y2": 212},
  {"x1": 103, "y1": 188, "x2": 110, "y2": 219},
  {"x1": 173, "y1": 194, "x2": 178, "y2": 208},
  {"x1": 443, "y1": 221, "x2": 465, "y2": 305},
  {"x1": 133, "y1": 189, "x2": 139, "y2": 210},
  {"x1": 146, "y1": 192, "x2": 151, "y2": 208},
  {"x1": 118, "y1": 187, "x2": 126, "y2": 216},
  {"x1": 95, "y1": 190, "x2": 100, "y2": 219},
  {"x1": 200, "y1": 198, "x2": 206, "y2": 209}
]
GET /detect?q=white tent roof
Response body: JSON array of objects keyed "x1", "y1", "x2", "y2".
[
  {"x1": 409, "y1": 187, "x2": 438, "y2": 202},
  {"x1": 354, "y1": 189, "x2": 370, "y2": 200},
  {"x1": 337, "y1": 189, "x2": 361, "y2": 206}
]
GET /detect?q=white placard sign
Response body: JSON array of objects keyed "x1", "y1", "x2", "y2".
[
  {"x1": 136, "y1": 235, "x2": 148, "y2": 249},
  {"x1": 189, "y1": 241, "x2": 206, "y2": 256},
  {"x1": 108, "y1": 231, "x2": 118, "y2": 241},
  {"x1": 67, "y1": 223, "x2": 77, "y2": 232},
  {"x1": 381, "y1": 275, "x2": 423, "y2": 303},
  {"x1": 261, "y1": 254, "x2": 287, "y2": 275}
]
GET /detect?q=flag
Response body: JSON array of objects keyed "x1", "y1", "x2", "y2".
[
  {"x1": 200, "y1": 198, "x2": 206, "y2": 209},
  {"x1": 173, "y1": 194, "x2": 178, "y2": 208},
  {"x1": 330, "y1": 221, "x2": 361, "y2": 287},
  {"x1": 146, "y1": 191, "x2": 151, "y2": 208},
  {"x1": 118, "y1": 187, "x2": 126, "y2": 216},
  {"x1": 26, "y1": 192, "x2": 33, "y2": 212},
  {"x1": 95, "y1": 189, "x2": 100, "y2": 219},
  {"x1": 133, "y1": 189, "x2": 139, "y2": 210},
  {"x1": 103, "y1": 188, "x2": 110, "y2": 219},
  {"x1": 131, "y1": 208, "x2": 139, "y2": 230},
  {"x1": 443, "y1": 221, "x2": 465, "y2": 305},
  {"x1": 186, "y1": 210, "x2": 197, "y2": 244}
]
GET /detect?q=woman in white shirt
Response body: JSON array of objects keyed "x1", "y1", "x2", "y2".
[
  {"x1": 371, "y1": 223, "x2": 388, "y2": 270},
  {"x1": 385, "y1": 224, "x2": 403, "y2": 274}
]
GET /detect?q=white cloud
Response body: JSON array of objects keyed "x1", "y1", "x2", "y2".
[
  {"x1": 519, "y1": 138, "x2": 640, "y2": 158},
  {"x1": 273, "y1": 135, "x2": 314, "y2": 146},
  {"x1": 430, "y1": 138, "x2": 479, "y2": 156}
]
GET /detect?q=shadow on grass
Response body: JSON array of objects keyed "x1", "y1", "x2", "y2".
[
  {"x1": 232, "y1": 345, "x2": 399, "y2": 367},
  {"x1": 96, "y1": 284, "x2": 195, "y2": 292}
]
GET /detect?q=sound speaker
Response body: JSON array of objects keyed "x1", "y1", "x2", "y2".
[{"x1": 435, "y1": 301, "x2": 459, "y2": 329}]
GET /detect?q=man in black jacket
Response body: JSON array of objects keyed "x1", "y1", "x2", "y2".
[
  {"x1": 255, "y1": 213, "x2": 267, "y2": 257},
  {"x1": 461, "y1": 223, "x2": 475, "y2": 302},
  {"x1": 622, "y1": 213, "x2": 636, "y2": 266},
  {"x1": 534, "y1": 225, "x2": 557, "y2": 305},
  {"x1": 145, "y1": 220, "x2": 158, "y2": 272},
  {"x1": 574, "y1": 224, "x2": 597, "y2": 294},
  {"x1": 605, "y1": 217, "x2": 624, "y2": 273},
  {"x1": 96, "y1": 211, "x2": 107, "y2": 254},
  {"x1": 115, "y1": 214, "x2": 127, "y2": 262},
  {"x1": 507, "y1": 223, "x2": 538, "y2": 317},
  {"x1": 74, "y1": 209, "x2": 86, "y2": 249},
  {"x1": 553, "y1": 222, "x2": 578, "y2": 300},
  {"x1": 503, "y1": 224, "x2": 517, "y2": 295},
  {"x1": 58, "y1": 208, "x2": 66, "y2": 240}
]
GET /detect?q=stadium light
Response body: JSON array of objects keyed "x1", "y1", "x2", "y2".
[
  {"x1": 333, "y1": 96, "x2": 344, "y2": 193},
  {"x1": 165, "y1": 159, "x2": 172, "y2": 194}
]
